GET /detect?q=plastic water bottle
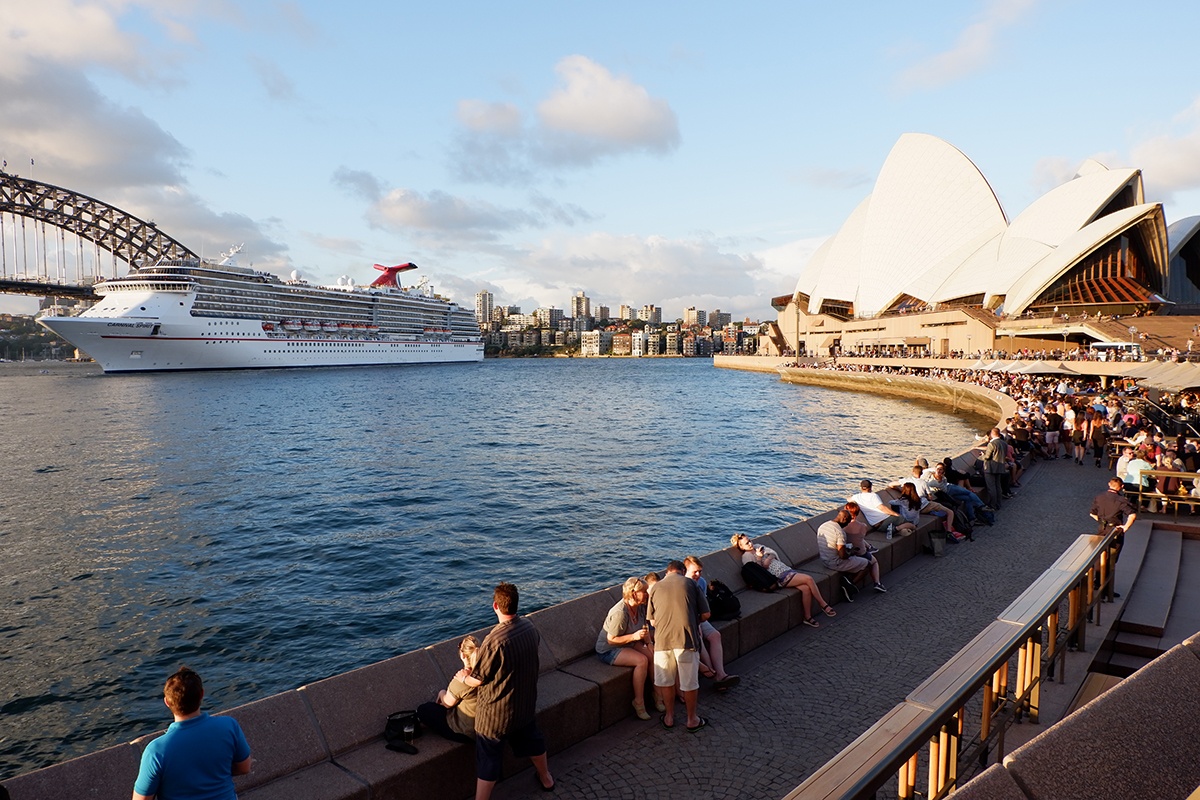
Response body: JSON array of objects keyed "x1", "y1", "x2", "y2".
[{"x1": 886, "y1": 523, "x2": 894, "y2": 540}]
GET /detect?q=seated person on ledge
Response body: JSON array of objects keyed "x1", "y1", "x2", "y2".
[
  {"x1": 848, "y1": 479, "x2": 906, "y2": 531},
  {"x1": 730, "y1": 533, "x2": 835, "y2": 627},
  {"x1": 843, "y1": 501, "x2": 897, "y2": 551},
  {"x1": 595, "y1": 576, "x2": 660, "y2": 720},
  {"x1": 417, "y1": 635, "x2": 479, "y2": 743},
  {"x1": 817, "y1": 510, "x2": 886, "y2": 596},
  {"x1": 683, "y1": 556, "x2": 739, "y2": 690}
]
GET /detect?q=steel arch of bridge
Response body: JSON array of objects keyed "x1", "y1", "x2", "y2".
[{"x1": 0, "y1": 171, "x2": 197, "y2": 267}]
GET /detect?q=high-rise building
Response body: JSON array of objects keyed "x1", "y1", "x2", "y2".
[
  {"x1": 618, "y1": 304, "x2": 634, "y2": 321},
  {"x1": 683, "y1": 307, "x2": 706, "y2": 327},
  {"x1": 709, "y1": 309, "x2": 732, "y2": 328},
  {"x1": 474, "y1": 291, "x2": 494, "y2": 327},
  {"x1": 535, "y1": 307, "x2": 564, "y2": 328},
  {"x1": 593, "y1": 304, "x2": 610, "y2": 322},
  {"x1": 570, "y1": 291, "x2": 591, "y2": 320},
  {"x1": 638, "y1": 304, "x2": 661, "y2": 325}
]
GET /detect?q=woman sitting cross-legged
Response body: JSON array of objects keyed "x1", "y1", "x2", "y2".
[
  {"x1": 893, "y1": 482, "x2": 963, "y2": 538},
  {"x1": 595, "y1": 576, "x2": 660, "y2": 720},
  {"x1": 730, "y1": 533, "x2": 835, "y2": 628}
]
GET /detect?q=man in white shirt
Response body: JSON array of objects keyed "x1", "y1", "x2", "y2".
[{"x1": 848, "y1": 479, "x2": 905, "y2": 531}]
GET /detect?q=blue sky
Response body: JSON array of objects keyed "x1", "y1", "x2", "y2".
[{"x1": 4, "y1": 0, "x2": 1200, "y2": 320}]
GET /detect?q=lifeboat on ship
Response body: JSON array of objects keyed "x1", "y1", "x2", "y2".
[
  {"x1": 302, "y1": 320, "x2": 320, "y2": 332},
  {"x1": 281, "y1": 319, "x2": 302, "y2": 332},
  {"x1": 366, "y1": 324, "x2": 380, "y2": 334},
  {"x1": 262, "y1": 321, "x2": 277, "y2": 332},
  {"x1": 338, "y1": 323, "x2": 354, "y2": 332},
  {"x1": 321, "y1": 321, "x2": 339, "y2": 333}
]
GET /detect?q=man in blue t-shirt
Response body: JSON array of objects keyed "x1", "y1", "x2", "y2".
[{"x1": 133, "y1": 667, "x2": 252, "y2": 800}]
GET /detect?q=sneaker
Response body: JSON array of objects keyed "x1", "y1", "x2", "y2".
[
  {"x1": 873, "y1": 582, "x2": 888, "y2": 593},
  {"x1": 1003, "y1": 492, "x2": 1015, "y2": 499},
  {"x1": 841, "y1": 583, "x2": 855, "y2": 603},
  {"x1": 865, "y1": 543, "x2": 880, "y2": 555}
]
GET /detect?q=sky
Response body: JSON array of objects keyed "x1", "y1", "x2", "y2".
[{"x1": 4, "y1": 0, "x2": 1200, "y2": 321}]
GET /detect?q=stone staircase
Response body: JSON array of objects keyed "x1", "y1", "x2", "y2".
[{"x1": 1092, "y1": 522, "x2": 1200, "y2": 676}]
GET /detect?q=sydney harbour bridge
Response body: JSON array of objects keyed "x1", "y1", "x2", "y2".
[{"x1": 0, "y1": 170, "x2": 196, "y2": 304}]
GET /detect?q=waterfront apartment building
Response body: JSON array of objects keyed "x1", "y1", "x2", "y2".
[
  {"x1": 683, "y1": 307, "x2": 706, "y2": 327},
  {"x1": 666, "y1": 331, "x2": 681, "y2": 355},
  {"x1": 475, "y1": 291, "x2": 494, "y2": 328},
  {"x1": 709, "y1": 309, "x2": 731, "y2": 328},
  {"x1": 612, "y1": 332, "x2": 633, "y2": 356},
  {"x1": 631, "y1": 331, "x2": 646, "y2": 357},
  {"x1": 618, "y1": 304, "x2": 633, "y2": 321},
  {"x1": 580, "y1": 330, "x2": 613, "y2": 356},
  {"x1": 594, "y1": 304, "x2": 610, "y2": 322},
  {"x1": 639, "y1": 304, "x2": 662, "y2": 325}
]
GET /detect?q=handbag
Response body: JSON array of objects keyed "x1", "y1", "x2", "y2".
[{"x1": 384, "y1": 710, "x2": 421, "y2": 754}]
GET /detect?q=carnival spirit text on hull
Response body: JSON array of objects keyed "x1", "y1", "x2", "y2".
[{"x1": 37, "y1": 253, "x2": 484, "y2": 373}]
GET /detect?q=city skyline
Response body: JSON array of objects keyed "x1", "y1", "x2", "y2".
[{"x1": 5, "y1": 2, "x2": 1200, "y2": 322}]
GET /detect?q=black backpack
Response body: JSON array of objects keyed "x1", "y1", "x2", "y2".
[
  {"x1": 706, "y1": 579, "x2": 742, "y2": 620},
  {"x1": 741, "y1": 561, "x2": 779, "y2": 592}
]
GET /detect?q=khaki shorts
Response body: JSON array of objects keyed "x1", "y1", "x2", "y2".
[{"x1": 653, "y1": 647, "x2": 700, "y2": 691}]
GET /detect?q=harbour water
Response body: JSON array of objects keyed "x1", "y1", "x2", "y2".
[{"x1": 0, "y1": 358, "x2": 989, "y2": 778}]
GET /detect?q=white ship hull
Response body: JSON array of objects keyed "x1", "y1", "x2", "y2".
[
  {"x1": 40, "y1": 315, "x2": 484, "y2": 372},
  {"x1": 37, "y1": 259, "x2": 485, "y2": 373}
]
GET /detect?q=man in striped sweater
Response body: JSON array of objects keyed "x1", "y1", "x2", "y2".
[{"x1": 472, "y1": 582, "x2": 554, "y2": 797}]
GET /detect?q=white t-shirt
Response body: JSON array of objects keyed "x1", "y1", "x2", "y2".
[{"x1": 849, "y1": 491, "x2": 891, "y2": 525}]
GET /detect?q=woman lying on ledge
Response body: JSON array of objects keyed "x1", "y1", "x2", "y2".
[
  {"x1": 417, "y1": 635, "x2": 479, "y2": 743},
  {"x1": 730, "y1": 533, "x2": 835, "y2": 628},
  {"x1": 595, "y1": 576, "x2": 660, "y2": 721}
]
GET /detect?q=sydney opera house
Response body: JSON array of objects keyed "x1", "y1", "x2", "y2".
[{"x1": 766, "y1": 133, "x2": 1200, "y2": 358}]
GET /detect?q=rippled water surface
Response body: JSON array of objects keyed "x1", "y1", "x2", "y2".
[{"x1": 0, "y1": 359, "x2": 990, "y2": 776}]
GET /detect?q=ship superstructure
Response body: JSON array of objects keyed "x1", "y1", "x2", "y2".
[{"x1": 37, "y1": 252, "x2": 483, "y2": 372}]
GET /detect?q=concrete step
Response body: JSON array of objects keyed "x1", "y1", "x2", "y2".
[
  {"x1": 1119, "y1": 529, "x2": 1182, "y2": 637},
  {"x1": 1158, "y1": 536, "x2": 1200, "y2": 648},
  {"x1": 1094, "y1": 650, "x2": 1153, "y2": 678},
  {"x1": 1114, "y1": 520, "x2": 1153, "y2": 598},
  {"x1": 1111, "y1": 630, "x2": 1165, "y2": 659}
]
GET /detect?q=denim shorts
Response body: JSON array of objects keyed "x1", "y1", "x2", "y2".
[{"x1": 596, "y1": 648, "x2": 622, "y2": 666}]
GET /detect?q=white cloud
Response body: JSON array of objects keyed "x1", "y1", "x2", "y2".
[
  {"x1": 535, "y1": 55, "x2": 681, "y2": 165},
  {"x1": 489, "y1": 232, "x2": 774, "y2": 319},
  {"x1": 369, "y1": 189, "x2": 538, "y2": 239},
  {"x1": 0, "y1": 3, "x2": 289, "y2": 276},
  {"x1": 894, "y1": 0, "x2": 1040, "y2": 93},
  {"x1": 0, "y1": 0, "x2": 145, "y2": 79},
  {"x1": 451, "y1": 55, "x2": 680, "y2": 184},
  {"x1": 457, "y1": 100, "x2": 523, "y2": 135}
]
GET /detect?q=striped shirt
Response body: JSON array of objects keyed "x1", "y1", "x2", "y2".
[{"x1": 473, "y1": 616, "x2": 540, "y2": 739}]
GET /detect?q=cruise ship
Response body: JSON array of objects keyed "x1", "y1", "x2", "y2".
[{"x1": 37, "y1": 251, "x2": 484, "y2": 373}]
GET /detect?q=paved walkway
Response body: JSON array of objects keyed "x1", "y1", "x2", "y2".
[{"x1": 491, "y1": 455, "x2": 1115, "y2": 800}]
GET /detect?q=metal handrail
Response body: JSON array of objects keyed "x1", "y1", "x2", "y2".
[{"x1": 785, "y1": 528, "x2": 1120, "y2": 800}]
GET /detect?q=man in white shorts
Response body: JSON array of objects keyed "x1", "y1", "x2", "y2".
[{"x1": 646, "y1": 560, "x2": 710, "y2": 732}]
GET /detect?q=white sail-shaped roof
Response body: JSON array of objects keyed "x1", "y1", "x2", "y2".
[
  {"x1": 788, "y1": 133, "x2": 1182, "y2": 319},
  {"x1": 806, "y1": 196, "x2": 870, "y2": 313},
  {"x1": 1003, "y1": 203, "x2": 1165, "y2": 313},
  {"x1": 855, "y1": 133, "x2": 1007, "y2": 317}
]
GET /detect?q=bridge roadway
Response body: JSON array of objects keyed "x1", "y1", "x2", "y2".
[{"x1": 489, "y1": 454, "x2": 1106, "y2": 800}]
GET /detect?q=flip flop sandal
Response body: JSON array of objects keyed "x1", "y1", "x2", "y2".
[
  {"x1": 803, "y1": 617, "x2": 820, "y2": 628},
  {"x1": 823, "y1": 605, "x2": 837, "y2": 617}
]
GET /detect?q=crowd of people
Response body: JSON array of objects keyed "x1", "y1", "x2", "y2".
[{"x1": 126, "y1": 361, "x2": 1200, "y2": 799}]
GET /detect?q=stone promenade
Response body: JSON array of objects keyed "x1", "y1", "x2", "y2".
[{"x1": 491, "y1": 454, "x2": 1112, "y2": 800}]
